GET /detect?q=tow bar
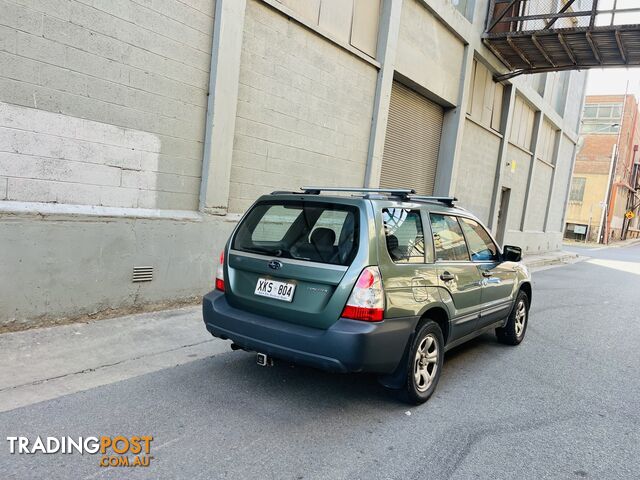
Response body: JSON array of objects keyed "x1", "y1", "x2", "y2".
[{"x1": 256, "y1": 352, "x2": 273, "y2": 367}]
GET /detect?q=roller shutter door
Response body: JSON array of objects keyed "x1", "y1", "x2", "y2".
[{"x1": 380, "y1": 81, "x2": 444, "y2": 195}]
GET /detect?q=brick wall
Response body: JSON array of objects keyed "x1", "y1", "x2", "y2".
[
  {"x1": 228, "y1": 0, "x2": 377, "y2": 213},
  {"x1": 574, "y1": 134, "x2": 616, "y2": 175},
  {"x1": 0, "y1": 0, "x2": 214, "y2": 210}
]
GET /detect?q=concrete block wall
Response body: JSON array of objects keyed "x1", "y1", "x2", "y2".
[
  {"x1": 395, "y1": 0, "x2": 464, "y2": 106},
  {"x1": 456, "y1": 119, "x2": 502, "y2": 224},
  {"x1": 0, "y1": 0, "x2": 215, "y2": 210},
  {"x1": 503, "y1": 145, "x2": 533, "y2": 232},
  {"x1": 547, "y1": 134, "x2": 577, "y2": 232},
  {"x1": 228, "y1": 0, "x2": 377, "y2": 213},
  {"x1": 527, "y1": 161, "x2": 553, "y2": 232}
]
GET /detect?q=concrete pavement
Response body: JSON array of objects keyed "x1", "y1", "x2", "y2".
[
  {"x1": 0, "y1": 307, "x2": 228, "y2": 413},
  {"x1": 1, "y1": 243, "x2": 640, "y2": 478}
]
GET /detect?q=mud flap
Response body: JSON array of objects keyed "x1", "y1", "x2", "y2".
[{"x1": 376, "y1": 332, "x2": 414, "y2": 390}]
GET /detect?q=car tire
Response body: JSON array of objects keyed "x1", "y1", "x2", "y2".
[
  {"x1": 495, "y1": 290, "x2": 529, "y2": 346},
  {"x1": 404, "y1": 320, "x2": 444, "y2": 405}
]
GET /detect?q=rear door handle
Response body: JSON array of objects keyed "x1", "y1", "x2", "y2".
[
  {"x1": 440, "y1": 271, "x2": 455, "y2": 282},
  {"x1": 482, "y1": 271, "x2": 493, "y2": 278}
]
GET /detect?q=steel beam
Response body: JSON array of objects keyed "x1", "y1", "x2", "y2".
[
  {"x1": 558, "y1": 34, "x2": 577, "y2": 65},
  {"x1": 586, "y1": 31, "x2": 602, "y2": 64},
  {"x1": 531, "y1": 35, "x2": 556, "y2": 67},
  {"x1": 615, "y1": 30, "x2": 628, "y2": 63},
  {"x1": 507, "y1": 36, "x2": 534, "y2": 67}
]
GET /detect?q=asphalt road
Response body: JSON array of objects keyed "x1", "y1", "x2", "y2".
[{"x1": 1, "y1": 244, "x2": 640, "y2": 480}]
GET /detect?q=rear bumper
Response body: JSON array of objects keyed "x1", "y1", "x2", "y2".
[{"x1": 202, "y1": 290, "x2": 417, "y2": 374}]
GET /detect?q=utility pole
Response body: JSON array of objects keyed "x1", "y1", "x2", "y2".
[{"x1": 598, "y1": 143, "x2": 617, "y2": 244}]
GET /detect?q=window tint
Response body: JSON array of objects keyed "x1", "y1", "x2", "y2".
[
  {"x1": 459, "y1": 218, "x2": 499, "y2": 262},
  {"x1": 233, "y1": 202, "x2": 359, "y2": 266},
  {"x1": 383, "y1": 209, "x2": 427, "y2": 263},
  {"x1": 250, "y1": 205, "x2": 300, "y2": 242},
  {"x1": 430, "y1": 214, "x2": 469, "y2": 262}
]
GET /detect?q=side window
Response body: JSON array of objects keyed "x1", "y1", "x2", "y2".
[
  {"x1": 382, "y1": 208, "x2": 427, "y2": 263},
  {"x1": 459, "y1": 218, "x2": 499, "y2": 262},
  {"x1": 430, "y1": 214, "x2": 470, "y2": 262}
]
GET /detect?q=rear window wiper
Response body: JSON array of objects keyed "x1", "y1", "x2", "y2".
[{"x1": 242, "y1": 246, "x2": 285, "y2": 257}]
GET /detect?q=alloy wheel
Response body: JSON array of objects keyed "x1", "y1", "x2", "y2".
[
  {"x1": 515, "y1": 300, "x2": 527, "y2": 338},
  {"x1": 414, "y1": 334, "x2": 439, "y2": 392}
]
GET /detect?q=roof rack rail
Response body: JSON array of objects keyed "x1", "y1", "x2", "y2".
[
  {"x1": 301, "y1": 186, "x2": 416, "y2": 195},
  {"x1": 270, "y1": 190, "x2": 308, "y2": 195},
  {"x1": 408, "y1": 195, "x2": 458, "y2": 207}
]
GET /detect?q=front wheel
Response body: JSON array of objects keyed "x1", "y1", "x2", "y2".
[
  {"x1": 496, "y1": 291, "x2": 529, "y2": 345},
  {"x1": 405, "y1": 320, "x2": 444, "y2": 404}
]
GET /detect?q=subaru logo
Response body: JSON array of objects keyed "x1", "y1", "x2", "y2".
[{"x1": 268, "y1": 260, "x2": 283, "y2": 270}]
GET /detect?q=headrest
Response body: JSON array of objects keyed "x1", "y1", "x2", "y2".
[
  {"x1": 386, "y1": 234, "x2": 399, "y2": 250},
  {"x1": 310, "y1": 228, "x2": 336, "y2": 247}
]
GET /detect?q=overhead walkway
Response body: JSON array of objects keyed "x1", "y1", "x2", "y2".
[{"x1": 483, "y1": 0, "x2": 640, "y2": 79}]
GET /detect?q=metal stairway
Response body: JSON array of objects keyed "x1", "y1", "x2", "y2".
[{"x1": 483, "y1": 0, "x2": 640, "y2": 79}]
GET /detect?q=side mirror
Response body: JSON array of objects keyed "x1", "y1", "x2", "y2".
[{"x1": 503, "y1": 245, "x2": 522, "y2": 262}]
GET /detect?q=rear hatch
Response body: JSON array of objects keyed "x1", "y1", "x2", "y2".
[{"x1": 226, "y1": 196, "x2": 370, "y2": 329}]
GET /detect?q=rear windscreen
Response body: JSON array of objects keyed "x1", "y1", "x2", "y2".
[{"x1": 232, "y1": 201, "x2": 359, "y2": 266}]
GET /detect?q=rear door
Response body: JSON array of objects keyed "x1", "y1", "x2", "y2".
[
  {"x1": 376, "y1": 205, "x2": 439, "y2": 319},
  {"x1": 458, "y1": 217, "x2": 516, "y2": 327},
  {"x1": 226, "y1": 198, "x2": 367, "y2": 329},
  {"x1": 429, "y1": 213, "x2": 483, "y2": 340}
]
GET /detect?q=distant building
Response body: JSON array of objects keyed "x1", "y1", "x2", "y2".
[
  {"x1": 565, "y1": 95, "x2": 640, "y2": 242},
  {"x1": 0, "y1": 0, "x2": 587, "y2": 325}
]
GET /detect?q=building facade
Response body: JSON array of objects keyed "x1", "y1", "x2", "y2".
[
  {"x1": 565, "y1": 94, "x2": 640, "y2": 242},
  {"x1": 0, "y1": 0, "x2": 587, "y2": 326}
]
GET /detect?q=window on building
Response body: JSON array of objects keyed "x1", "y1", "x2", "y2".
[
  {"x1": 569, "y1": 177, "x2": 587, "y2": 203},
  {"x1": 509, "y1": 96, "x2": 536, "y2": 151},
  {"x1": 537, "y1": 119, "x2": 559, "y2": 165},
  {"x1": 430, "y1": 214, "x2": 470, "y2": 262},
  {"x1": 451, "y1": 0, "x2": 474, "y2": 21},
  {"x1": 383, "y1": 209, "x2": 428, "y2": 263},
  {"x1": 583, "y1": 105, "x2": 597, "y2": 118},
  {"x1": 581, "y1": 102, "x2": 623, "y2": 134},
  {"x1": 467, "y1": 59, "x2": 503, "y2": 132},
  {"x1": 277, "y1": 0, "x2": 381, "y2": 58},
  {"x1": 545, "y1": 71, "x2": 570, "y2": 115}
]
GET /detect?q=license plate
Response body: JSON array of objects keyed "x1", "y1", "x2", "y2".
[{"x1": 254, "y1": 278, "x2": 296, "y2": 302}]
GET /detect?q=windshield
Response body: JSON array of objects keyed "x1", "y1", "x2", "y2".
[{"x1": 232, "y1": 201, "x2": 360, "y2": 266}]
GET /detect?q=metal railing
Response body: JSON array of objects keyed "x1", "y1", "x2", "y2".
[{"x1": 486, "y1": 0, "x2": 640, "y2": 36}]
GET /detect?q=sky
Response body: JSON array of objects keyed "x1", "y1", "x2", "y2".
[
  {"x1": 586, "y1": 68, "x2": 640, "y2": 100},
  {"x1": 583, "y1": 1, "x2": 640, "y2": 100}
]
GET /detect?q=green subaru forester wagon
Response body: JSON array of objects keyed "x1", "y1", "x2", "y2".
[{"x1": 203, "y1": 187, "x2": 532, "y2": 404}]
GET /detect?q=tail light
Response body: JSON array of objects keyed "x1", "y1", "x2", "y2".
[
  {"x1": 341, "y1": 266, "x2": 385, "y2": 322},
  {"x1": 215, "y1": 250, "x2": 225, "y2": 292}
]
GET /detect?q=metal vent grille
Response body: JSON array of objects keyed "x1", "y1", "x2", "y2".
[{"x1": 132, "y1": 266, "x2": 153, "y2": 283}]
